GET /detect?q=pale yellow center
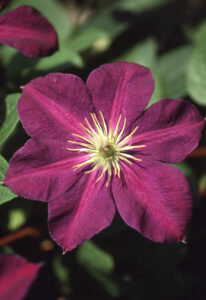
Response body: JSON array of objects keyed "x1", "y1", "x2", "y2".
[{"x1": 66, "y1": 112, "x2": 145, "y2": 185}]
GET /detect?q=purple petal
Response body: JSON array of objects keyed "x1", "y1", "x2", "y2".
[
  {"x1": 0, "y1": 5, "x2": 58, "y2": 57},
  {"x1": 0, "y1": 254, "x2": 41, "y2": 300},
  {"x1": 18, "y1": 73, "x2": 94, "y2": 140},
  {"x1": 48, "y1": 172, "x2": 115, "y2": 252},
  {"x1": 86, "y1": 61, "x2": 154, "y2": 128},
  {"x1": 4, "y1": 138, "x2": 84, "y2": 201},
  {"x1": 112, "y1": 161, "x2": 192, "y2": 243},
  {"x1": 131, "y1": 98, "x2": 205, "y2": 163}
]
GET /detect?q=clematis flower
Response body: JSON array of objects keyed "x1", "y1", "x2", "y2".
[
  {"x1": 0, "y1": 254, "x2": 41, "y2": 300},
  {"x1": 0, "y1": 5, "x2": 58, "y2": 57},
  {"x1": 4, "y1": 62, "x2": 205, "y2": 252}
]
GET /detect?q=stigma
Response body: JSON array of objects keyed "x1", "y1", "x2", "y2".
[{"x1": 66, "y1": 112, "x2": 145, "y2": 185}]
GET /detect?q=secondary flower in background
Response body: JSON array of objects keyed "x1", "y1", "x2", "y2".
[
  {"x1": 4, "y1": 62, "x2": 205, "y2": 252},
  {"x1": 0, "y1": 5, "x2": 58, "y2": 57},
  {"x1": 0, "y1": 254, "x2": 41, "y2": 300}
]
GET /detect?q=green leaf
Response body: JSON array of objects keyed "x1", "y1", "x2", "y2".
[
  {"x1": 186, "y1": 39, "x2": 206, "y2": 105},
  {"x1": 0, "y1": 43, "x2": 83, "y2": 82},
  {"x1": 70, "y1": 0, "x2": 168, "y2": 54},
  {"x1": 0, "y1": 48, "x2": 39, "y2": 80},
  {"x1": 77, "y1": 241, "x2": 119, "y2": 297},
  {"x1": 159, "y1": 46, "x2": 192, "y2": 98},
  {"x1": 1, "y1": 246, "x2": 15, "y2": 254},
  {"x1": 32, "y1": 43, "x2": 84, "y2": 72},
  {"x1": 93, "y1": 272, "x2": 120, "y2": 298},
  {"x1": 68, "y1": 8, "x2": 128, "y2": 52},
  {"x1": 0, "y1": 93, "x2": 20, "y2": 147},
  {"x1": 117, "y1": 0, "x2": 170, "y2": 12},
  {"x1": 0, "y1": 154, "x2": 8, "y2": 181},
  {"x1": 148, "y1": 68, "x2": 165, "y2": 106},
  {"x1": 191, "y1": 19, "x2": 206, "y2": 44},
  {"x1": 53, "y1": 256, "x2": 70, "y2": 284},
  {"x1": 174, "y1": 162, "x2": 195, "y2": 178},
  {"x1": 77, "y1": 241, "x2": 114, "y2": 274},
  {"x1": 0, "y1": 186, "x2": 17, "y2": 205},
  {"x1": 53, "y1": 256, "x2": 71, "y2": 296},
  {"x1": 0, "y1": 155, "x2": 17, "y2": 204},
  {"x1": 199, "y1": 174, "x2": 206, "y2": 196},
  {"x1": 117, "y1": 38, "x2": 157, "y2": 68},
  {"x1": 8, "y1": 209, "x2": 26, "y2": 231},
  {"x1": 185, "y1": 19, "x2": 206, "y2": 105}
]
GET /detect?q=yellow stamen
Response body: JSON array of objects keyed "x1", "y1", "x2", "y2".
[
  {"x1": 91, "y1": 113, "x2": 102, "y2": 134},
  {"x1": 118, "y1": 125, "x2": 139, "y2": 146},
  {"x1": 99, "y1": 111, "x2": 108, "y2": 134},
  {"x1": 96, "y1": 165, "x2": 108, "y2": 183},
  {"x1": 66, "y1": 112, "x2": 144, "y2": 184},
  {"x1": 114, "y1": 115, "x2": 122, "y2": 137},
  {"x1": 116, "y1": 118, "x2": 126, "y2": 142},
  {"x1": 72, "y1": 133, "x2": 93, "y2": 144},
  {"x1": 67, "y1": 140, "x2": 94, "y2": 149},
  {"x1": 73, "y1": 158, "x2": 95, "y2": 171}
]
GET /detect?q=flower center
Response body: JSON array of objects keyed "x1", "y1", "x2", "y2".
[
  {"x1": 66, "y1": 112, "x2": 145, "y2": 185},
  {"x1": 99, "y1": 142, "x2": 116, "y2": 159}
]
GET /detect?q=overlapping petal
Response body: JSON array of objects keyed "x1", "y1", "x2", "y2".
[
  {"x1": 112, "y1": 161, "x2": 192, "y2": 243},
  {"x1": 4, "y1": 138, "x2": 85, "y2": 201},
  {"x1": 0, "y1": 254, "x2": 41, "y2": 300},
  {"x1": 86, "y1": 61, "x2": 154, "y2": 128},
  {"x1": 130, "y1": 98, "x2": 205, "y2": 163},
  {"x1": 0, "y1": 6, "x2": 58, "y2": 57},
  {"x1": 18, "y1": 73, "x2": 94, "y2": 141},
  {"x1": 48, "y1": 172, "x2": 115, "y2": 252}
]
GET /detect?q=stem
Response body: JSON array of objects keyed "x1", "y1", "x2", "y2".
[
  {"x1": 187, "y1": 147, "x2": 206, "y2": 158},
  {"x1": 0, "y1": 226, "x2": 40, "y2": 247}
]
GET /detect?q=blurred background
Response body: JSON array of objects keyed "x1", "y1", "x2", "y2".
[{"x1": 1, "y1": 0, "x2": 206, "y2": 299}]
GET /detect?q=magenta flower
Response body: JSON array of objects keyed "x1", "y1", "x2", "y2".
[
  {"x1": 0, "y1": 5, "x2": 58, "y2": 57},
  {"x1": 4, "y1": 62, "x2": 205, "y2": 252},
  {"x1": 0, "y1": 254, "x2": 41, "y2": 300}
]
